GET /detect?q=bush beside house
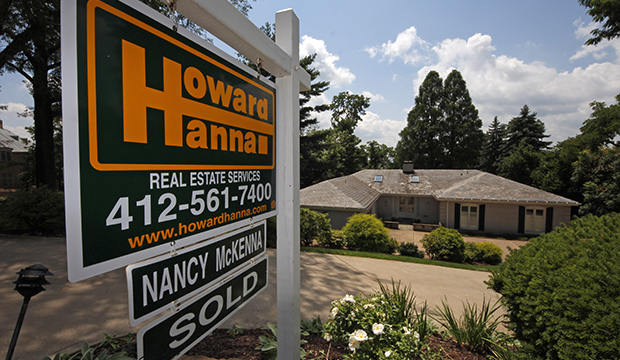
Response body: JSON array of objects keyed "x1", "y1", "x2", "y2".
[{"x1": 342, "y1": 213, "x2": 398, "y2": 254}]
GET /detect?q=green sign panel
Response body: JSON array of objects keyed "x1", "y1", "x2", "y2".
[
  {"x1": 137, "y1": 255, "x2": 268, "y2": 360},
  {"x1": 62, "y1": 0, "x2": 277, "y2": 281},
  {"x1": 126, "y1": 222, "x2": 266, "y2": 325}
]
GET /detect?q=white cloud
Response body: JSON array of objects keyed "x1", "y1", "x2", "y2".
[
  {"x1": 406, "y1": 32, "x2": 620, "y2": 142},
  {"x1": 300, "y1": 35, "x2": 356, "y2": 88},
  {"x1": 0, "y1": 102, "x2": 33, "y2": 139},
  {"x1": 356, "y1": 111, "x2": 406, "y2": 148},
  {"x1": 570, "y1": 19, "x2": 620, "y2": 61},
  {"x1": 365, "y1": 26, "x2": 430, "y2": 65},
  {"x1": 361, "y1": 91, "x2": 385, "y2": 103}
]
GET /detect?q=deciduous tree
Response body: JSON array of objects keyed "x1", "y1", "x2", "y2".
[{"x1": 578, "y1": 0, "x2": 620, "y2": 45}]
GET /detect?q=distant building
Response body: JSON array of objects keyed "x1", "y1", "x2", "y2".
[
  {"x1": 301, "y1": 163, "x2": 580, "y2": 235},
  {"x1": 0, "y1": 119, "x2": 28, "y2": 195}
]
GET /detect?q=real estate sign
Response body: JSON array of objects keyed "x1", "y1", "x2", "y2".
[
  {"x1": 137, "y1": 255, "x2": 269, "y2": 360},
  {"x1": 62, "y1": 0, "x2": 277, "y2": 281},
  {"x1": 126, "y1": 221, "x2": 266, "y2": 325}
]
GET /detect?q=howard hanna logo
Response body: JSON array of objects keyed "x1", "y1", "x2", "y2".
[{"x1": 85, "y1": 0, "x2": 275, "y2": 171}]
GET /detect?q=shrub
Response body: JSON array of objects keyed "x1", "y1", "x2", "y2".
[
  {"x1": 300, "y1": 208, "x2": 332, "y2": 246},
  {"x1": 398, "y1": 242, "x2": 424, "y2": 258},
  {"x1": 420, "y1": 227, "x2": 465, "y2": 263},
  {"x1": 433, "y1": 297, "x2": 503, "y2": 354},
  {"x1": 324, "y1": 280, "x2": 438, "y2": 359},
  {"x1": 342, "y1": 213, "x2": 397, "y2": 254},
  {"x1": 487, "y1": 213, "x2": 620, "y2": 359},
  {"x1": 0, "y1": 187, "x2": 65, "y2": 235},
  {"x1": 317, "y1": 229, "x2": 347, "y2": 249},
  {"x1": 464, "y1": 242, "x2": 503, "y2": 265}
]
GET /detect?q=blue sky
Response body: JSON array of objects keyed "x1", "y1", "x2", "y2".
[{"x1": 1, "y1": 0, "x2": 619, "y2": 147}]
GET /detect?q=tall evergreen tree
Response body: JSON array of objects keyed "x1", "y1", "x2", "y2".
[
  {"x1": 396, "y1": 71, "x2": 444, "y2": 169},
  {"x1": 442, "y1": 70, "x2": 484, "y2": 168},
  {"x1": 361, "y1": 140, "x2": 396, "y2": 169},
  {"x1": 299, "y1": 54, "x2": 332, "y2": 188},
  {"x1": 396, "y1": 70, "x2": 483, "y2": 169},
  {"x1": 479, "y1": 117, "x2": 506, "y2": 173},
  {"x1": 503, "y1": 105, "x2": 551, "y2": 154}
]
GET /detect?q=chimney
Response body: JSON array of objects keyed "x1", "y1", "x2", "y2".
[
  {"x1": 403, "y1": 161, "x2": 414, "y2": 174},
  {"x1": 0, "y1": 119, "x2": 3, "y2": 129}
]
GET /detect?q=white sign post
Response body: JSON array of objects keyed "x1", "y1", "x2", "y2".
[{"x1": 176, "y1": 1, "x2": 310, "y2": 359}]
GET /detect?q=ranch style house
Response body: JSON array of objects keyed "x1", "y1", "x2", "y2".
[{"x1": 300, "y1": 163, "x2": 579, "y2": 235}]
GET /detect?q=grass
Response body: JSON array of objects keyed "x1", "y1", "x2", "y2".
[{"x1": 301, "y1": 246, "x2": 498, "y2": 272}]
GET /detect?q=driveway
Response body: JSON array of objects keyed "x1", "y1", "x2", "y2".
[{"x1": 0, "y1": 235, "x2": 506, "y2": 360}]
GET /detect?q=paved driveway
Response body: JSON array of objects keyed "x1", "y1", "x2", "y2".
[{"x1": 0, "y1": 235, "x2": 502, "y2": 360}]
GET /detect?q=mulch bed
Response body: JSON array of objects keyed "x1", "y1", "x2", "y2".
[{"x1": 184, "y1": 328, "x2": 489, "y2": 359}]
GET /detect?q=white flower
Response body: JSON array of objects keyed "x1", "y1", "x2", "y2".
[
  {"x1": 402, "y1": 326, "x2": 411, "y2": 335},
  {"x1": 331, "y1": 307, "x2": 338, "y2": 317},
  {"x1": 324, "y1": 333, "x2": 332, "y2": 342},
  {"x1": 413, "y1": 331, "x2": 420, "y2": 340},
  {"x1": 385, "y1": 350, "x2": 392, "y2": 357},
  {"x1": 372, "y1": 323, "x2": 385, "y2": 335},
  {"x1": 350, "y1": 311, "x2": 355, "y2": 318},
  {"x1": 363, "y1": 304, "x2": 375, "y2": 309},
  {"x1": 343, "y1": 294, "x2": 355, "y2": 303},
  {"x1": 350, "y1": 329, "x2": 368, "y2": 342},
  {"x1": 348, "y1": 338, "x2": 359, "y2": 352}
]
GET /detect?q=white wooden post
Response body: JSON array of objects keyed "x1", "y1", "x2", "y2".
[
  {"x1": 275, "y1": 9, "x2": 301, "y2": 360},
  {"x1": 174, "y1": 2, "x2": 310, "y2": 357}
]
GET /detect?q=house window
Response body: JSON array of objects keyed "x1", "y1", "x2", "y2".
[
  {"x1": 525, "y1": 207, "x2": 545, "y2": 233},
  {"x1": 0, "y1": 151, "x2": 11, "y2": 162},
  {"x1": 399, "y1": 197, "x2": 414, "y2": 213},
  {"x1": 460, "y1": 205, "x2": 478, "y2": 230},
  {"x1": 1, "y1": 173, "x2": 14, "y2": 187},
  {"x1": 374, "y1": 175, "x2": 383, "y2": 182}
]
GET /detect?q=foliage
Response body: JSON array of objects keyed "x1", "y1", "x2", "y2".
[
  {"x1": 497, "y1": 141, "x2": 543, "y2": 186},
  {"x1": 464, "y1": 242, "x2": 503, "y2": 265},
  {"x1": 398, "y1": 242, "x2": 425, "y2": 258},
  {"x1": 487, "y1": 213, "x2": 620, "y2": 359},
  {"x1": 299, "y1": 54, "x2": 333, "y2": 188},
  {"x1": 479, "y1": 116, "x2": 506, "y2": 174},
  {"x1": 572, "y1": 146, "x2": 620, "y2": 215},
  {"x1": 501, "y1": 105, "x2": 551, "y2": 155},
  {"x1": 578, "y1": 93, "x2": 620, "y2": 151},
  {"x1": 318, "y1": 229, "x2": 347, "y2": 249},
  {"x1": 1, "y1": 0, "x2": 61, "y2": 189},
  {"x1": 342, "y1": 214, "x2": 398, "y2": 254},
  {"x1": 421, "y1": 227, "x2": 465, "y2": 263},
  {"x1": 42, "y1": 334, "x2": 136, "y2": 360},
  {"x1": 300, "y1": 208, "x2": 332, "y2": 246},
  {"x1": 227, "y1": 324, "x2": 244, "y2": 338},
  {"x1": 578, "y1": 0, "x2": 620, "y2": 45},
  {"x1": 301, "y1": 316, "x2": 325, "y2": 335},
  {"x1": 323, "y1": 280, "x2": 438, "y2": 359},
  {"x1": 360, "y1": 140, "x2": 396, "y2": 170},
  {"x1": 255, "y1": 322, "x2": 308, "y2": 360},
  {"x1": 0, "y1": 187, "x2": 65, "y2": 235},
  {"x1": 432, "y1": 298, "x2": 504, "y2": 355},
  {"x1": 396, "y1": 69, "x2": 483, "y2": 169},
  {"x1": 322, "y1": 92, "x2": 371, "y2": 178}
]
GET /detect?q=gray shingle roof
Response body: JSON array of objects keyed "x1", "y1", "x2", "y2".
[
  {"x1": 0, "y1": 126, "x2": 28, "y2": 153},
  {"x1": 301, "y1": 169, "x2": 579, "y2": 209},
  {"x1": 300, "y1": 174, "x2": 382, "y2": 210}
]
